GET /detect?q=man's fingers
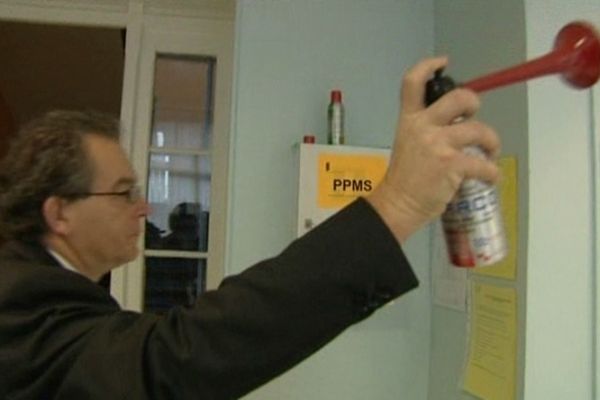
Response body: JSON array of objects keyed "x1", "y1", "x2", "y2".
[
  {"x1": 427, "y1": 88, "x2": 481, "y2": 125},
  {"x1": 444, "y1": 120, "x2": 501, "y2": 159},
  {"x1": 401, "y1": 56, "x2": 448, "y2": 114},
  {"x1": 459, "y1": 154, "x2": 501, "y2": 183}
]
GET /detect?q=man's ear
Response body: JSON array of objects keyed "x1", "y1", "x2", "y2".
[{"x1": 42, "y1": 196, "x2": 70, "y2": 236}]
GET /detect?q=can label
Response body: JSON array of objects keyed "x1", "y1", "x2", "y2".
[{"x1": 442, "y1": 176, "x2": 507, "y2": 267}]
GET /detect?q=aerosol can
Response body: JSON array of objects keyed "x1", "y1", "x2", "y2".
[{"x1": 425, "y1": 69, "x2": 507, "y2": 267}]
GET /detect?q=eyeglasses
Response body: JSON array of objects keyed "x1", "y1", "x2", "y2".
[{"x1": 75, "y1": 185, "x2": 143, "y2": 204}]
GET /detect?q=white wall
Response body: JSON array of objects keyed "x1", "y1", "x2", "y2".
[
  {"x1": 229, "y1": 1, "x2": 435, "y2": 399},
  {"x1": 524, "y1": 1, "x2": 599, "y2": 399}
]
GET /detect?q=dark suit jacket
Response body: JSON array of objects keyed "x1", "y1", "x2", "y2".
[{"x1": 0, "y1": 199, "x2": 418, "y2": 399}]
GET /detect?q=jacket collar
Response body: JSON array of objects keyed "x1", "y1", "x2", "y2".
[{"x1": 0, "y1": 240, "x2": 60, "y2": 269}]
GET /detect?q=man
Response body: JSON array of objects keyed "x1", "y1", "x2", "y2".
[{"x1": 0, "y1": 58, "x2": 499, "y2": 399}]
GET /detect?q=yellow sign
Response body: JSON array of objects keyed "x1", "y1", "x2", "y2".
[{"x1": 318, "y1": 153, "x2": 388, "y2": 208}]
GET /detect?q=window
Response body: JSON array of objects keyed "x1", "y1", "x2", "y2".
[
  {"x1": 123, "y1": 16, "x2": 234, "y2": 313},
  {"x1": 143, "y1": 56, "x2": 218, "y2": 314}
]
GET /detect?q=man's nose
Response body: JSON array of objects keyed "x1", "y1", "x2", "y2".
[{"x1": 136, "y1": 198, "x2": 152, "y2": 217}]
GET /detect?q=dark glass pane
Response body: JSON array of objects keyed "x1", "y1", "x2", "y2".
[
  {"x1": 144, "y1": 257, "x2": 206, "y2": 314},
  {"x1": 145, "y1": 153, "x2": 211, "y2": 251}
]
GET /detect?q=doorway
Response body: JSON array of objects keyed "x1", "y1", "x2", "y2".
[
  {"x1": 0, "y1": 20, "x2": 126, "y2": 288},
  {"x1": 0, "y1": 20, "x2": 124, "y2": 145}
]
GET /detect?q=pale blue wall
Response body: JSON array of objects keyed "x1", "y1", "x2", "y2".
[
  {"x1": 524, "y1": 1, "x2": 599, "y2": 399},
  {"x1": 227, "y1": 1, "x2": 600, "y2": 399},
  {"x1": 228, "y1": 1, "x2": 435, "y2": 399}
]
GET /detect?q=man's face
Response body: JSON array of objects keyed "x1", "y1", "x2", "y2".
[{"x1": 61, "y1": 134, "x2": 149, "y2": 276}]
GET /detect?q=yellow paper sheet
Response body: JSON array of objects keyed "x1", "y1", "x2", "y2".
[
  {"x1": 464, "y1": 282, "x2": 517, "y2": 400},
  {"x1": 475, "y1": 157, "x2": 518, "y2": 279},
  {"x1": 317, "y1": 153, "x2": 388, "y2": 208}
]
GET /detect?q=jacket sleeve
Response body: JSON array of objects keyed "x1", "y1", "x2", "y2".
[{"x1": 58, "y1": 198, "x2": 419, "y2": 400}]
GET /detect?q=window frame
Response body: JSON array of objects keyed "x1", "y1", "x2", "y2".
[{"x1": 121, "y1": 15, "x2": 233, "y2": 311}]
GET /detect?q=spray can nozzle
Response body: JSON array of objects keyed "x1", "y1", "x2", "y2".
[{"x1": 425, "y1": 68, "x2": 457, "y2": 106}]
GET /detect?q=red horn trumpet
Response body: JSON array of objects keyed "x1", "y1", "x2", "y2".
[{"x1": 463, "y1": 21, "x2": 600, "y2": 92}]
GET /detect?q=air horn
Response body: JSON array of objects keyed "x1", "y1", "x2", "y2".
[
  {"x1": 463, "y1": 20, "x2": 600, "y2": 93},
  {"x1": 425, "y1": 21, "x2": 599, "y2": 268}
]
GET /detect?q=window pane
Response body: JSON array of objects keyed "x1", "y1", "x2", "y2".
[
  {"x1": 145, "y1": 153, "x2": 211, "y2": 251},
  {"x1": 144, "y1": 55, "x2": 214, "y2": 254},
  {"x1": 144, "y1": 257, "x2": 206, "y2": 314},
  {"x1": 150, "y1": 56, "x2": 214, "y2": 150},
  {"x1": 143, "y1": 54, "x2": 215, "y2": 314}
]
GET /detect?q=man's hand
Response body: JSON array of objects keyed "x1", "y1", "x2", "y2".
[{"x1": 367, "y1": 57, "x2": 501, "y2": 243}]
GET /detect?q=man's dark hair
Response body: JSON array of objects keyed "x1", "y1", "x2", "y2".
[{"x1": 0, "y1": 110, "x2": 121, "y2": 242}]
